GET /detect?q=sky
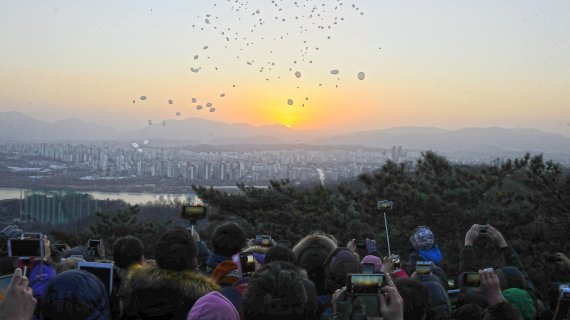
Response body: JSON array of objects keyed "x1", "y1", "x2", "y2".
[{"x1": 1, "y1": 0, "x2": 569, "y2": 135}]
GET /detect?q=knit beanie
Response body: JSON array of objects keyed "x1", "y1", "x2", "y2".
[
  {"x1": 361, "y1": 255, "x2": 383, "y2": 273},
  {"x1": 212, "y1": 261, "x2": 240, "y2": 286},
  {"x1": 187, "y1": 291, "x2": 240, "y2": 320},
  {"x1": 503, "y1": 288, "x2": 536, "y2": 320},
  {"x1": 324, "y1": 248, "x2": 362, "y2": 293}
]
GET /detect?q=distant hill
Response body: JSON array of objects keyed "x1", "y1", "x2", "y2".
[
  {"x1": 2, "y1": 111, "x2": 570, "y2": 156},
  {"x1": 315, "y1": 126, "x2": 570, "y2": 154},
  {"x1": 0, "y1": 112, "x2": 118, "y2": 141},
  {"x1": 120, "y1": 118, "x2": 326, "y2": 144}
]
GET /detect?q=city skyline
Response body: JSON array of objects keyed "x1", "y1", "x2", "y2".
[{"x1": 1, "y1": 1, "x2": 570, "y2": 135}]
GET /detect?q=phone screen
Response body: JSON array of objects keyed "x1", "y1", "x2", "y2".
[
  {"x1": 88, "y1": 240, "x2": 101, "y2": 248},
  {"x1": 79, "y1": 264, "x2": 113, "y2": 295},
  {"x1": 416, "y1": 261, "x2": 431, "y2": 275},
  {"x1": 362, "y1": 263, "x2": 375, "y2": 274},
  {"x1": 8, "y1": 239, "x2": 43, "y2": 257},
  {"x1": 463, "y1": 272, "x2": 481, "y2": 287},
  {"x1": 348, "y1": 274, "x2": 385, "y2": 294}
]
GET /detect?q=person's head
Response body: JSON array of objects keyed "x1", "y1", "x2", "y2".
[
  {"x1": 40, "y1": 270, "x2": 110, "y2": 319},
  {"x1": 113, "y1": 236, "x2": 145, "y2": 269},
  {"x1": 292, "y1": 233, "x2": 338, "y2": 295},
  {"x1": 394, "y1": 278, "x2": 430, "y2": 320},
  {"x1": 503, "y1": 288, "x2": 536, "y2": 320},
  {"x1": 212, "y1": 223, "x2": 247, "y2": 257},
  {"x1": 361, "y1": 255, "x2": 383, "y2": 273},
  {"x1": 495, "y1": 266, "x2": 526, "y2": 291},
  {"x1": 187, "y1": 291, "x2": 240, "y2": 320},
  {"x1": 410, "y1": 226, "x2": 435, "y2": 250},
  {"x1": 324, "y1": 248, "x2": 362, "y2": 294},
  {"x1": 154, "y1": 228, "x2": 197, "y2": 271},
  {"x1": 265, "y1": 245, "x2": 298, "y2": 265},
  {"x1": 244, "y1": 262, "x2": 317, "y2": 320}
]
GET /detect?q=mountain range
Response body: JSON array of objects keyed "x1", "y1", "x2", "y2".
[{"x1": 1, "y1": 111, "x2": 570, "y2": 155}]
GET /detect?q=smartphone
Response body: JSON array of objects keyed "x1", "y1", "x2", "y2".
[
  {"x1": 255, "y1": 235, "x2": 272, "y2": 247},
  {"x1": 232, "y1": 253, "x2": 256, "y2": 277},
  {"x1": 416, "y1": 261, "x2": 431, "y2": 275},
  {"x1": 362, "y1": 263, "x2": 375, "y2": 274},
  {"x1": 393, "y1": 254, "x2": 401, "y2": 271},
  {"x1": 478, "y1": 225, "x2": 487, "y2": 234},
  {"x1": 355, "y1": 240, "x2": 366, "y2": 249},
  {"x1": 462, "y1": 272, "x2": 481, "y2": 287},
  {"x1": 553, "y1": 285, "x2": 570, "y2": 320},
  {"x1": 347, "y1": 273, "x2": 385, "y2": 294},
  {"x1": 448, "y1": 289, "x2": 462, "y2": 309},
  {"x1": 181, "y1": 205, "x2": 207, "y2": 220},
  {"x1": 7, "y1": 239, "x2": 44, "y2": 258},
  {"x1": 77, "y1": 261, "x2": 114, "y2": 295},
  {"x1": 21, "y1": 232, "x2": 43, "y2": 239},
  {"x1": 88, "y1": 239, "x2": 101, "y2": 248},
  {"x1": 377, "y1": 200, "x2": 393, "y2": 210}
]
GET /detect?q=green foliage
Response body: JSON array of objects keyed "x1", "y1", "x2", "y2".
[{"x1": 194, "y1": 151, "x2": 570, "y2": 298}]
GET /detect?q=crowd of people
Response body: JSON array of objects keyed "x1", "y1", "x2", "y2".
[{"x1": 1, "y1": 221, "x2": 570, "y2": 320}]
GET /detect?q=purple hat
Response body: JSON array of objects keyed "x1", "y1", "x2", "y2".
[
  {"x1": 187, "y1": 291, "x2": 240, "y2": 320},
  {"x1": 361, "y1": 255, "x2": 383, "y2": 273}
]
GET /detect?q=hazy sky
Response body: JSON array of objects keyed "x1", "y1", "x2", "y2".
[{"x1": 1, "y1": 1, "x2": 569, "y2": 135}]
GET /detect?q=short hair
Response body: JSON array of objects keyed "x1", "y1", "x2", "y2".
[
  {"x1": 244, "y1": 262, "x2": 317, "y2": 320},
  {"x1": 154, "y1": 229, "x2": 197, "y2": 271},
  {"x1": 113, "y1": 236, "x2": 144, "y2": 269},
  {"x1": 395, "y1": 278, "x2": 430, "y2": 320},
  {"x1": 265, "y1": 245, "x2": 298, "y2": 265},
  {"x1": 212, "y1": 223, "x2": 247, "y2": 257}
]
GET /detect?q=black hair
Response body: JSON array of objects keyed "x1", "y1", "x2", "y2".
[
  {"x1": 113, "y1": 236, "x2": 144, "y2": 269},
  {"x1": 394, "y1": 278, "x2": 430, "y2": 320},
  {"x1": 244, "y1": 262, "x2": 317, "y2": 320},
  {"x1": 265, "y1": 245, "x2": 298, "y2": 266},
  {"x1": 154, "y1": 229, "x2": 197, "y2": 271},
  {"x1": 212, "y1": 222, "x2": 247, "y2": 257}
]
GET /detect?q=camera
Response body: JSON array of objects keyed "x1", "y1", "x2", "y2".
[
  {"x1": 355, "y1": 240, "x2": 366, "y2": 249},
  {"x1": 181, "y1": 205, "x2": 207, "y2": 221},
  {"x1": 7, "y1": 238, "x2": 44, "y2": 258},
  {"x1": 347, "y1": 273, "x2": 386, "y2": 294},
  {"x1": 255, "y1": 235, "x2": 272, "y2": 247},
  {"x1": 553, "y1": 284, "x2": 570, "y2": 320},
  {"x1": 377, "y1": 200, "x2": 393, "y2": 210},
  {"x1": 478, "y1": 225, "x2": 487, "y2": 234},
  {"x1": 362, "y1": 263, "x2": 375, "y2": 274},
  {"x1": 416, "y1": 261, "x2": 431, "y2": 275},
  {"x1": 232, "y1": 252, "x2": 256, "y2": 277},
  {"x1": 88, "y1": 239, "x2": 102, "y2": 258}
]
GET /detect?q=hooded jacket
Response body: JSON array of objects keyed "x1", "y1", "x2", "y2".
[
  {"x1": 123, "y1": 266, "x2": 220, "y2": 320},
  {"x1": 292, "y1": 234, "x2": 338, "y2": 296}
]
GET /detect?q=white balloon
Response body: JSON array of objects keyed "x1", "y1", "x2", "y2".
[
  {"x1": 132, "y1": 142, "x2": 139, "y2": 148},
  {"x1": 295, "y1": 71, "x2": 302, "y2": 78},
  {"x1": 330, "y1": 70, "x2": 339, "y2": 75},
  {"x1": 176, "y1": 112, "x2": 181, "y2": 117},
  {"x1": 192, "y1": 98, "x2": 197, "y2": 103},
  {"x1": 206, "y1": 102, "x2": 212, "y2": 107},
  {"x1": 143, "y1": 140, "x2": 149, "y2": 145},
  {"x1": 287, "y1": 99, "x2": 294, "y2": 106},
  {"x1": 140, "y1": 96, "x2": 147, "y2": 100},
  {"x1": 168, "y1": 99, "x2": 174, "y2": 104},
  {"x1": 196, "y1": 105, "x2": 203, "y2": 110},
  {"x1": 209, "y1": 107, "x2": 216, "y2": 112},
  {"x1": 357, "y1": 72, "x2": 366, "y2": 80}
]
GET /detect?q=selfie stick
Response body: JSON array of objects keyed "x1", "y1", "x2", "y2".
[{"x1": 384, "y1": 210, "x2": 391, "y2": 256}]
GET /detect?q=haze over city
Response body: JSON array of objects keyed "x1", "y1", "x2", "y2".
[{"x1": 1, "y1": 1, "x2": 569, "y2": 136}]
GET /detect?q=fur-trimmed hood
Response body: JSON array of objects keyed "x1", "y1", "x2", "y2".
[
  {"x1": 123, "y1": 266, "x2": 220, "y2": 320},
  {"x1": 292, "y1": 234, "x2": 338, "y2": 257}
]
